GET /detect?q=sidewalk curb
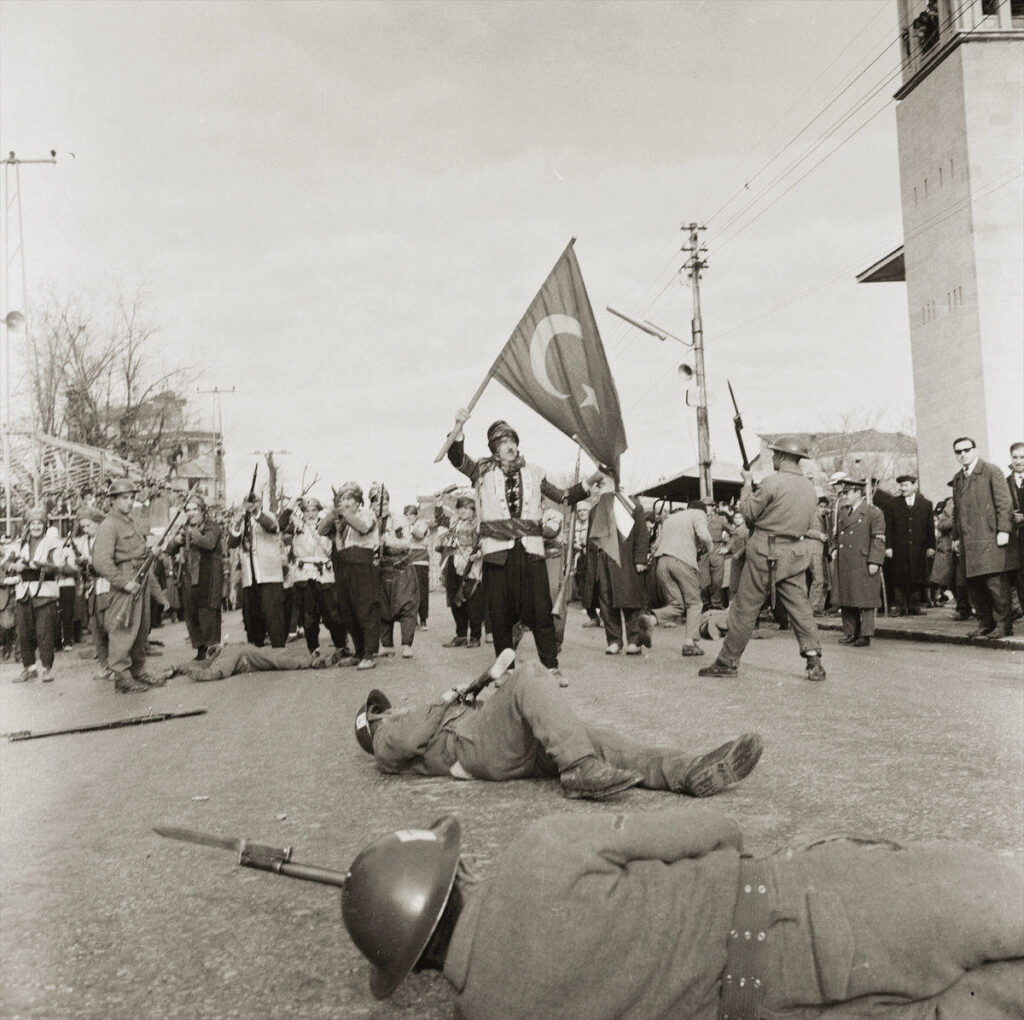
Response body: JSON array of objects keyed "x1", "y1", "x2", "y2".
[{"x1": 816, "y1": 619, "x2": 1023, "y2": 652}]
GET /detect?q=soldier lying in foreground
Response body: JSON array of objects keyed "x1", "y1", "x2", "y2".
[
  {"x1": 343, "y1": 809, "x2": 1024, "y2": 1018},
  {"x1": 354, "y1": 653, "x2": 763, "y2": 801}
]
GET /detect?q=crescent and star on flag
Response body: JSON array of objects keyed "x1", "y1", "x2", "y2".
[{"x1": 528, "y1": 312, "x2": 601, "y2": 412}]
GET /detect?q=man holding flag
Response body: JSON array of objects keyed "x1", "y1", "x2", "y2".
[
  {"x1": 447, "y1": 415, "x2": 596, "y2": 683},
  {"x1": 440, "y1": 241, "x2": 628, "y2": 684}
]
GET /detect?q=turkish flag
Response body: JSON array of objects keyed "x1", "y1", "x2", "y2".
[{"x1": 489, "y1": 240, "x2": 628, "y2": 475}]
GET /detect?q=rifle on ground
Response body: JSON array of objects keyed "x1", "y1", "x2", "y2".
[
  {"x1": 5, "y1": 708, "x2": 207, "y2": 742},
  {"x1": 113, "y1": 482, "x2": 199, "y2": 628},
  {"x1": 727, "y1": 380, "x2": 751, "y2": 472},
  {"x1": 154, "y1": 825, "x2": 349, "y2": 888}
]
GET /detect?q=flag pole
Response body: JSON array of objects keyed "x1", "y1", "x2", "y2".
[{"x1": 433, "y1": 370, "x2": 495, "y2": 464}]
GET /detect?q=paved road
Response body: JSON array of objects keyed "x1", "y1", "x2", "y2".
[{"x1": 2, "y1": 600, "x2": 1021, "y2": 1019}]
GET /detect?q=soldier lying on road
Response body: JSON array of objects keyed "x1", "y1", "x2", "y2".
[
  {"x1": 158, "y1": 642, "x2": 351, "y2": 682},
  {"x1": 343, "y1": 808, "x2": 1024, "y2": 1018},
  {"x1": 354, "y1": 653, "x2": 763, "y2": 801}
]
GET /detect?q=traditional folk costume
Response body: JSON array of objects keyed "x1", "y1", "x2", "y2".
[
  {"x1": 280, "y1": 500, "x2": 348, "y2": 654},
  {"x1": 319, "y1": 482, "x2": 381, "y2": 666},
  {"x1": 228, "y1": 505, "x2": 288, "y2": 648},
  {"x1": 372, "y1": 486, "x2": 420, "y2": 656},
  {"x1": 439, "y1": 498, "x2": 486, "y2": 646},
  {"x1": 5, "y1": 513, "x2": 69, "y2": 682},
  {"x1": 404, "y1": 504, "x2": 432, "y2": 629},
  {"x1": 448, "y1": 421, "x2": 589, "y2": 672},
  {"x1": 73, "y1": 507, "x2": 111, "y2": 674}
]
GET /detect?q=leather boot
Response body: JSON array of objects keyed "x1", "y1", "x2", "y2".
[{"x1": 560, "y1": 756, "x2": 642, "y2": 800}]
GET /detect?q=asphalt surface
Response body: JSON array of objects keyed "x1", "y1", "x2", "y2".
[{"x1": 1, "y1": 598, "x2": 1022, "y2": 1019}]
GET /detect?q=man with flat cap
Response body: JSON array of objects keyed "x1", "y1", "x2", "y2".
[
  {"x1": 93, "y1": 479, "x2": 160, "y2": 692},
  {"x1": 342, "y1": 808, "x2": 1024, "y2": 1018},
  {"x1": 700, "y1": 436, "x2": 826, "y2": 681},
  {"x1": 884, "y1": 473, "x2": 934, "y2": 616},
  {"x1": 832, "y1": 478, "x2": 887, "y2": 646},
  {"x1": 446, "y1": 411, "x2": 598, "y2": 683}
]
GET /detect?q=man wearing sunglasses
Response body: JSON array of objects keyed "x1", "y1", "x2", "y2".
[{"x1": 950, "y1": 437, "x2": 1018, "y2": 638}]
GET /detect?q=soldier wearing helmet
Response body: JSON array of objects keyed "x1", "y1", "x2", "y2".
[
  {"x1": 353, "y1": 655, "x2": 763, "y2": 802},
  {"x1": 342, "y1": 809, "x2": 1024, "y2": 1017},
  {"x1": 93, "y1": 478, "x2": 163, "y2": 693},
  {"x1": 446, "y1": 410, "x2": 601, "y2": 684},
  {"x1": 699, "y1": 435, "x2": 826, "y2": 681}
]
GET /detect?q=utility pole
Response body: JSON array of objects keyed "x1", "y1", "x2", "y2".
[
  {"x1": 1, "y1": 150, "x2": 57, "y2": 518},
  {"x1": 250, "y1": 449, "x2": 290, "y2": 513},
  {"x1": 197, "y1": 386, "x2": 234, "y2": 505},
  {"x1": 682, "y1": 222, "x2": 712, "y2": 504}
]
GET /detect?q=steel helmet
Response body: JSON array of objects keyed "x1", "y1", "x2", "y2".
[
  {"x1": 354, "y1": 689, "x2": 392, "y2": 754},
  {"x1": 767, "y1": 435, "x2": 812, "y2": 460},
  {"x1": 342, "y1": 814, "x2": 462, "y2": 999}
]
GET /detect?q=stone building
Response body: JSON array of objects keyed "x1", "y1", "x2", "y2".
[{"x1": 858, "y1": 0, "x2": 1023, "y2": 497}]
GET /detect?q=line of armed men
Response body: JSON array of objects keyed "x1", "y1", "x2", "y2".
[{"x1": 1, "y1": 426, "x2": 1021, "y2": 687}]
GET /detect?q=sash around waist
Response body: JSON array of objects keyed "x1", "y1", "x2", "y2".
[{"x1": 479, "y1": 519, "x2": 543, "y2": 541}]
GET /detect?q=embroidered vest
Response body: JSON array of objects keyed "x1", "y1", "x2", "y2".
[{"x1": 477, "y1": 462, "x2": 546, "y2": 557}]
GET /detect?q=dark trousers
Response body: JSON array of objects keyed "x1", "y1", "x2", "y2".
[
  {"x1": 240, "y1": 582, "x2": 287, "y2": 648},
  {"x1": 335, "y1": 560, "x2": 380, "y2": 660},
  {"x1": 295, "y1": 580, "x2": 347, "y2": 652},
  {"x1": 181, "y1": 583, "x2": 223, "y2": 651},
  {"x1": 966, "y1": 571, "x2": 1012, "y2": 633},
  {"x1": 841, "y1": 606, "x2": 876, "y2": 638},
  {"x1": 895, "y1": 584, "x2": 926, "y2": 612},
  {"x1": 57, "y1": 586, "x2": 79, "y2": 646},
  {"x1": 16, "y1": 599, "x2": 57, "y2": 670},
  {"x1": 414, "y1": 562, "x2": 430, "y2": 624},
  {"x1": 483, "y1": 542, "x2": 559, "y2": 670},
  {"x1": 595, "y1": 553, "x2": 642, "y2": 647}
]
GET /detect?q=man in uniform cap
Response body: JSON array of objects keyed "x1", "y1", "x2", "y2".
[
  {"x1": 342, "y1": 808, "x2": 1024, "y2": 1017},
  {"x1": 93, "y1": 478, "x2": 161, "y2": 692},
  {"x1": 355, "y1": 654, "x2": 763, "y2": 802},
  {"x1": 446, "y1": 411, "x2": 598, "y2": 683},
  {"x1": 832, "y1": 478, "x2": 887, "y2": 646},
  {"x1": 884, "y1": 473, "x2": 935, "y2": 616},
  {"x1": 700, "y1": 436, "x2": 826, "y2": 681}
]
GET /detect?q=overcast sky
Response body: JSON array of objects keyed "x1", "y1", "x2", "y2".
[{"x1": 0, "y1": 0, "x2": 913, "y2": 510}]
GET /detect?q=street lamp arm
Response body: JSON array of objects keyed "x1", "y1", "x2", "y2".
[{"x1": 606, "y1": 306, "x2": 692, "y2": 347}]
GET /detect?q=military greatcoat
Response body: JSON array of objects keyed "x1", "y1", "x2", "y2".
[{"x1": 833, "y1": 500, "x2": 886, "y2": 608}]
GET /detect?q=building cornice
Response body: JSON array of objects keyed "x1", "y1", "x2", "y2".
[{"x1": 896, "y1": 30, "x2": 1024, "y2": 100}]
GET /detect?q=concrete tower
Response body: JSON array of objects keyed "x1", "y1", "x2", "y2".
[{"x1": 859, "y1": 0, "x2": 1023, "y2": 498}]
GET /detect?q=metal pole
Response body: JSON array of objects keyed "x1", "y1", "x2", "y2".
[
  {"x1": 2, "y1": 163, "x2": 12, "y2": 535},
  {"x1": 684, "y1": 223, "x2": 712, "y2": 503}
]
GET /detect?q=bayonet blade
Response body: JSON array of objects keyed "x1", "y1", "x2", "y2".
[
  {"x1": 727, "y1": 379, "x2": 741, "y2": 417},
  {"x1": 154, "y1": 825, "x2": 244, "y2": 854}
]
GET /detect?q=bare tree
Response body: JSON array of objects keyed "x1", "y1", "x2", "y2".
[{"x1": 27, "y1": 282, "x2": 195, "y2": 479}]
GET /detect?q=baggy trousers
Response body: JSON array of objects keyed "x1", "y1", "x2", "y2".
[
  {"x1": 335, "y1": 560, "x2": 380, "y2": 660},
  {"x1": 450, "y1": 662, "x2": 698, "y2": 790},
  {"x1": 483, "y1": 542, "x2": 559, "y2": 670},
  {"x1": 240, "y1": 582, "x2": 287, "y2": 648},
  {"x1": 181, "y1": 582, "x2": 223, "y2": 651},
  {"x1": 720, "y1": 535, "x2": 821, "y2": 667},
  {"x1": 16, "y1": 599, "x2": 57, "y2": 670}
]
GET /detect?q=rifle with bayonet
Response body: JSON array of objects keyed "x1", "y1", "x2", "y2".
[
  {"x1": 113, "y1": 481, "x2": 200, "y2": 628},
  {"x1": 727, "y1": 379, "x2": 751, "y2": 472}
]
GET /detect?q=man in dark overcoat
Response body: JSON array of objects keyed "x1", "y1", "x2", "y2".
[
  {"x1": 832, "y1": 478, "x2": 886, "y2": 646},
  {"x1": 581, "y1": 476, "x2": 649, "y2": 656},
  {"x1": 884, "y1": 473, "x2": 935, "y2": 615},
  {"x1": 950, "y1": 436, "x2": 1019, "y2": 638},
  {"x1": 1008, "y1": 442, "x2": 1024, "y2": 612},
  {"x1": 343, "y1": 808, "x2": 1023, "y2": 1018}
]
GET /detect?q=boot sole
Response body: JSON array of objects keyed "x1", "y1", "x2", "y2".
[{"x1": 683, "y1": 734, "x2": 764, "y2": 797}]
